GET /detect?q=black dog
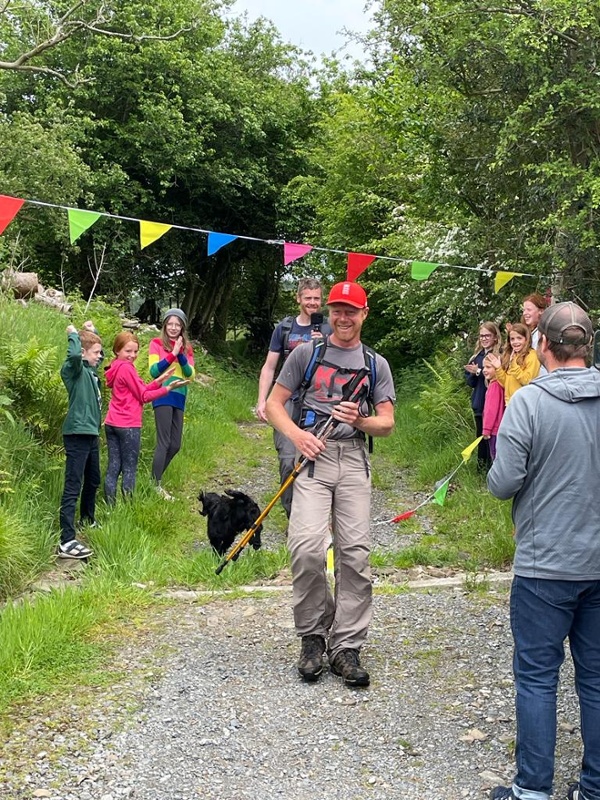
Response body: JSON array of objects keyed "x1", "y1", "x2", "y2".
[{"x1": 198, "y1": 489, "x2": 263, "y2": 557}]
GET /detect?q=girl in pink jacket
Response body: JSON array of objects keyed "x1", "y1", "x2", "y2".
[
  {"x1": 481, "y1": 354, "x2": 505, "y2": 461},
  {"x1": 104, "y1": 332, "x2": 188, "y2": 504}
]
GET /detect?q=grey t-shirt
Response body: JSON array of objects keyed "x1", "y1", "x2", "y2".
[{"x1": 276, "y1": 339, "x2": 395, "y2": 440}]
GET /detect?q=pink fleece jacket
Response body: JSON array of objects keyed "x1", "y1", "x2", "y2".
[
  {"x1": 482, "y1": 379, "x2": 505, "y2": 437},
  {"x1": 104, "y1": 359, "x2": 168, "y2": 428}
]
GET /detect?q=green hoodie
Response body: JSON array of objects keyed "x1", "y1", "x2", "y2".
[{"x1": 60, "y1": 332, "x2": 102, "y2": 435}]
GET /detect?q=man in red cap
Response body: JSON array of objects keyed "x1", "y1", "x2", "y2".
[{"x1": 266, "y1": 281, "x2": 395, "y2": 687}]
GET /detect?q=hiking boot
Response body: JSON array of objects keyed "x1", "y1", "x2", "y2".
[
  {"x1": 490, "y1": 788, "x2": 517, "y2": 799},
  {"x1": 330, "y1": 649, "x2": 370, "y2": 687},
  {"x1": 297, "y1": 635, "x2": 325, "y2": 682},
  {"x1": 568, "y1": 784, "x2": 590, "y2": 800}
]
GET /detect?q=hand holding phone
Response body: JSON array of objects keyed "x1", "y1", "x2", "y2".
[{"x1": 311, "y1": 312, "x2": 324, "y2": 332}]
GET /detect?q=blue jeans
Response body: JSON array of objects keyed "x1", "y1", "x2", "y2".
[{"x1": 510, "y1": 576, "x2": 600, "y2": 800}]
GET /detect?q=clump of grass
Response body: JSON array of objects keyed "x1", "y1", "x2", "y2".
[
  {"x1": 0, "y1": 506, "x2": 38, "y2": 599},
  {"x1": 0, "y1": 586, "x2": 105, "y2": 712}
]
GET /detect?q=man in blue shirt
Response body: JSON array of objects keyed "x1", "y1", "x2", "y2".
[{"x1": 256, "y1": 278, "x2": 331, "y2": 518}]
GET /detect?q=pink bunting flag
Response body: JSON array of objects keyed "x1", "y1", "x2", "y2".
[
  {"x1": 347, "y1": 252, "x2": 376, "y2": 282},
  {"x1": 283, "y1": 242, "x2": 313, "y2": 266},
  {"x1": 0, "y1": 195, "x2": 25, "y2": 235}
]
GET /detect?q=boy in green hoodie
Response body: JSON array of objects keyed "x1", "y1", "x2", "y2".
[{"x1": 58, "y1": 322, "x2": 103, "y2": 559}]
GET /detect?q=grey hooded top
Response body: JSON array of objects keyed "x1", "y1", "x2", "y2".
[{"x1": 487, "y1": 367, "x2": 600, "y2": 580}]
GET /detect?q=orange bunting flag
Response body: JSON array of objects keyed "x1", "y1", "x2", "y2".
[
  {"x1": 347, "y1": 252, "x2": 376, "y2": 282},
  {"x1": 283, "y1": 242, "x2": 313, "y2": 266},
  {"x1": 0, "y1": 195, "x2": 25, "y2": 235},
  {"x1": 139, "y1": 221, "x2": 172, "y2": 250}
]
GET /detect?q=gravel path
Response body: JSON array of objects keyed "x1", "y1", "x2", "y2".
[
  {"x1": 1, "y1": 425, "x2": 585, "y2": 800},
  {"x1": 2, "y1": 583, "x2": 584, "y2": 800}
]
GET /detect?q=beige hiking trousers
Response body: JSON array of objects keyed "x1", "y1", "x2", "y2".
[{"x1": 287, "y1": 438, "x2": 372, "y2": 659}]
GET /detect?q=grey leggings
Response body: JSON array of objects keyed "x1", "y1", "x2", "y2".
[
  {"x1": 152, "y1": 405, "x2": 184, "y2": 482},
  {"x1": 104, "y1": 425, "x2": 142, "y2": 503}
]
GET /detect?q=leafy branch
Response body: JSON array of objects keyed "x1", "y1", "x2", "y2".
[{"x1": 0, "y1": 0, "x2": 195, "y2": 87}]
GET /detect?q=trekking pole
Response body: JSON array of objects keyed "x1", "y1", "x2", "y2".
[{"x1": 215, "y1": 367, "x2": 370, "y2": 574}]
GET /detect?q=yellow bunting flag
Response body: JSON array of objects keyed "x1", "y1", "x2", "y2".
[
  {"x1": 139, "y1": 221, "x2": 172, "y2": 250},
  {"x1": 494, "y1": 271, "x2": 522, "y2": 293},
  {"x1": 327, "y1": 546, "x2": 334, "y2": 575},
  {"x1": 461, "y1": 436, "x2": 483, "y2": 462}
]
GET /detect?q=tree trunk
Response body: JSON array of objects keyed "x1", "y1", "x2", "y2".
[
  {"x1": 1, "y1": 270, "x2": 39, "y2": 298},
  {"x1": 183, "y1": 248, "x2": 233, "y2": 339}
]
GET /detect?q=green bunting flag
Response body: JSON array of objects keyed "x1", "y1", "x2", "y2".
[
  {"x1": 411, "y1": 261, "x2": 439, "y2": 281},
  {"x1": 68, "y1": 209, "x2": 102, "y2": 244},
  {"x1": 432, "y1": 480, "x2": 450, "y2": 506}
]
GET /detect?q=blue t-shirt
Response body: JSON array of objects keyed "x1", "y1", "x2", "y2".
[{"x1": 269, "y1": 316, "x2": 332, "y2": 357}]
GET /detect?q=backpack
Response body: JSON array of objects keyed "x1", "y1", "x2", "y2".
[
  {"x1": 274, "y1": 315, "x2": 295, "y2": 377},
  {"x1": 296, "y1": 336, "x2": 378, "y2": 452}
]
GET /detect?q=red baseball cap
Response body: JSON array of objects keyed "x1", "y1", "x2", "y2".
[{"x1": 327, "y1": 281, "x2": 368, "y2": 309}]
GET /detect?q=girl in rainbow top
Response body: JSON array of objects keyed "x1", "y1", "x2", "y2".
[{"x1": 148, "y1": 309, "x2": 195, "y2": 499}]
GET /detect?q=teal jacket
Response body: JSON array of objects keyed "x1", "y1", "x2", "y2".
[{"x1": 60, "y1": 332, "x2": 102, "y2": 435}]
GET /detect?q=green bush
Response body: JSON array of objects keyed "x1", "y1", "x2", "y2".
[{"x1": 416, "y1": 355, "x2": 473, "y2": 443}]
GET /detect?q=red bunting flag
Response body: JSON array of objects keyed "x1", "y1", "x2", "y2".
[
  {"x1": 347, "y1": 252, "x2": 376, "y2": 281},
  {"x1": 0, "y1": 195, "x2": 25, "y2": 235},
  {"x1": 283, "y1": 242, "x2": 313, "y2": 266},
  {"x1": 391, "y1": 510, "x2": 416, "y2": 523}
]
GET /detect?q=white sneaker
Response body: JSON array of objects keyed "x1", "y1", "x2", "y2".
[
  {"x1": 156, "y1": 485, "x2": 174, "y2": 501},
  {"x1": 57, "y1": 539, "x2": 93, "y2": 559}
]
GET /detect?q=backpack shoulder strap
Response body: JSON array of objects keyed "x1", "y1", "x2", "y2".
[
  {"x1": 362, "y1": 344, "x2": 377, "y2": 405},
  {"x1": 362, "y1": 344, "x2": 377, "y2": 453},
  {"x1": 280, "y1": 315, "x2": 295, "y2": 361},
  {"x1": 290, "y1": 336, "x2": 327, "y2": 426},
  {"x1": 299, "y1": 336, "x2": 328, "y2": 396}
]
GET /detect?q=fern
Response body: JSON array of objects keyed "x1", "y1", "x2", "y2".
[
  {"x1": 415, "y1": 355, "x2": 474, "y2": 443},
  {"x1": 0, "y1": 339, "x2": 67, "y2": 443},
  {"x1": 0, "y1": 395, "x2": 15, "y2": 424}
]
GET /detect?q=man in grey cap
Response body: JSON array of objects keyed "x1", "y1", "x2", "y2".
[{"x1": 487, "y1": 302, "x2": 600, "y2": 800}]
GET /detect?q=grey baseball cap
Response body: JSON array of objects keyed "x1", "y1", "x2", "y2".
[{"x1": 538, "y1": 301, "x2": 593, "y2": 345}]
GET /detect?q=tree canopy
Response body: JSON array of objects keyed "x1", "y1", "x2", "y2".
[
  {"x1": 3, "y1": 0, "x2": 600, "y2": 363},
  {"x1": 1, "y1": 0, "x2": 317, "y2": 343}
]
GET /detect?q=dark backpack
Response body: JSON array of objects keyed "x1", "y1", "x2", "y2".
[
  {"x1": 274, "y1": 315, "x2": 295, "y2": 377},
  {"x1": 296, "y1": 336, "x2": 378, "y2": 452}
]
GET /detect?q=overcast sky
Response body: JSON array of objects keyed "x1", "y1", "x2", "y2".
[{"x1": 230, "y1": 0, "x2": 374, "y2": 60}]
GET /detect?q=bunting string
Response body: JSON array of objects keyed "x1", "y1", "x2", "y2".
[
  {"x1": 0, "y1": 193, "x2": 546, "y2": 291},
  {"x1": 376, "y1": 436, "x2": 483, "y2": 525}
]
